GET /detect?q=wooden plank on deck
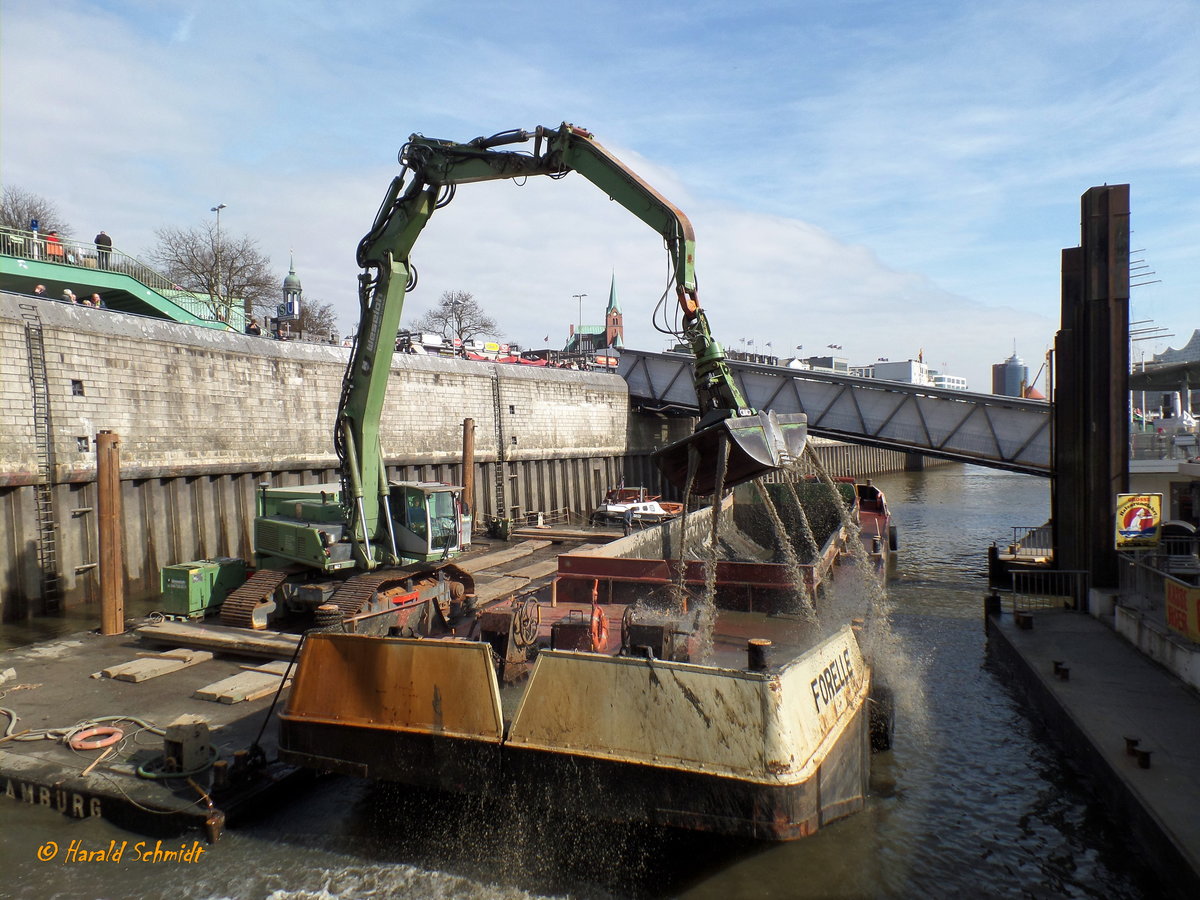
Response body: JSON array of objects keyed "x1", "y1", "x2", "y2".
[
  {"x1": 505, "y1": 558, "x2": 560, "y2": 580},
  {"x1": 193, "y1": 660, "x2": 292, "y2": 704},
  {"x1": 97, "y1": 648, "x2": 213, "y2": 683},
  {"x1": 473, "y1": 575, "x2": 530, "y2": 604},
  {"x1": 136, "y1": 621, "x2": 301, "y2": 660},
  {"x1": 457, "y1": 540, "x2": 551, "y2": 574}
]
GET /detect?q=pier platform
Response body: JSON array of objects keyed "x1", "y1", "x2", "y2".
[
  {"x1": 0, "y1": 627, "x2": 304, "y2": 839},
  {"x1": 986, "y1": 607, "x2": 1200, "y2": 898}
]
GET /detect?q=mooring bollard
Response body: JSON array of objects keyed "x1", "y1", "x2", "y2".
[
  {"x1": 747, "y1": 638, "x2": 773, "y2": 671},
  {"x1": 1124, "y1": 736, "x2": 1140, "y2": 756},
  {"x1": 1135, "y1": 748, "x2": 1153, "y2": 770},
  {"x1": 984, "y1": 592, "x2": 1002, "y2": 617}
]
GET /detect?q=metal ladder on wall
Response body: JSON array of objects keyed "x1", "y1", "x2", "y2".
[
  {"x1": 490, "y1": 367, "x2": 508, "y2": 521},
  {"x1": 20, "y1": 304, "x2": 62, "y2": 610}
]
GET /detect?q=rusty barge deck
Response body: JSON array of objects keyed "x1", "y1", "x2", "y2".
[{"x1": 278, "y1": 484, "x2": 888, "y2": 840}]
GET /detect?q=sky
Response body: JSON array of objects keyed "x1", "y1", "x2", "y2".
[{"x1": 3, "y1": 0, "x2": 1198, "y2": 390}]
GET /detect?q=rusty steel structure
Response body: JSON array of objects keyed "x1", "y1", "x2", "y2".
[{"x1": 1052, "y1": 185, "x2": 1131, "y2": 592}]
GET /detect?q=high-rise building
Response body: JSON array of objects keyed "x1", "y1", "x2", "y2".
[{"x1": 992, "y1": 351, "x2": 1028, "y2": 397}]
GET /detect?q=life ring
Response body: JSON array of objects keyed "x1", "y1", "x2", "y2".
[
  {"x1": 69, "y1": 726, "x2": 124, "y2": 751},
  {"x1": 590, "y1": 606, "x2": 609, "y2": 652}
]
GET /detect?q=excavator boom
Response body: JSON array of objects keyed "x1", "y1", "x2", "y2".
[{"x1": 335, "y1": 123, "x2": 805, "y2": 567}]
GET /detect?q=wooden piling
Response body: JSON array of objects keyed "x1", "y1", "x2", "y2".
[
  {"x1": 462, "y1": 418, "x2": 476, "y2": 516},
  {"x1": 96, "y1": 430, "x2": 125, "y2": 635}
]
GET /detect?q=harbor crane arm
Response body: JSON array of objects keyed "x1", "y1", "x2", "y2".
[{"x1": 338, "y1": 123, "x2": 805, "y2": 568}]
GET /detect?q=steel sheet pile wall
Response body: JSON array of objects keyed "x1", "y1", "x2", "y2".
[
  {"x1": 1, "y1": 294, "x2": 926, "y2": 617},
  {"x1": 0, "y1": 294, "x2": 629, "y2": 614}
]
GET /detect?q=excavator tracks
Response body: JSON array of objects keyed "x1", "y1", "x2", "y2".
[
  {"x1": 325, "y1": 564, "x2": 475, "y2": 627},
  {"x1": 326, "y1": 571, "x2": 402, "y2": 619},
  {"x1": 219, "y1": 569, "x2": 290, "y2": 630}
]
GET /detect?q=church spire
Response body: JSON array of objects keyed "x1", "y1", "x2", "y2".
[
  {"x1": 604, "y1": 270, "x2": 624, "y2": 349},
  {"x1": 606, "y1": 270, "x2": 620, "y2": 314}
]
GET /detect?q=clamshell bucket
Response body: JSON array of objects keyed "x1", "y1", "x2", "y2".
[{"x1": 653, "y1": 410, "x2": 808, "y2": 496}]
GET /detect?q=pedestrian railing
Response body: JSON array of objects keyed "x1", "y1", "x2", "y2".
[
  {"x1": 1006, "y1": 522, "x2": 1053, "y2": 557},
  {"x1": 1118, "y1": 546, "x2": 1200, "y2": 616},
  {"x1": 1130, "y1": 431, "x2": 1199, "y2": 461},
  {"x1": 1009, "y1": 567, "x2": 1089, "y2": 612},
  {"x1": 0, "y1": 226, "x2": 221, "y2": 325}
]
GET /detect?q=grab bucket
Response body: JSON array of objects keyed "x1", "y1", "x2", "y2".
[{"x1": 653, "y1": 410, "x2": 808, "y2": 495}]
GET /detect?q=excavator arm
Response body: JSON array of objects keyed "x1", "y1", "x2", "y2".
[{"x1": 337, "y1": 123, "x2": 805, "y2": 568}]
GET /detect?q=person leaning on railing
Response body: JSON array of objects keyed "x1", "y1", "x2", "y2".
[{"x1": 44, "y1": 230, "x2": 65, "y2": 261}]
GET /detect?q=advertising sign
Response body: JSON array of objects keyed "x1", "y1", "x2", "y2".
[
  {"x1": 1114, "y1": 493, "x2": 1162, "y2": 549},
  {"x1": 1165, "y1": 580, "x2": 1200, "y2": 643}
]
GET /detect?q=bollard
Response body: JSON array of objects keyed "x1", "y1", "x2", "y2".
[
  {"x1": 1135, "y1": 748, "x2": 1153, "y2": 770},
  {"x1": 204, "y1": 809, "x2": 225, "y2": 843},
  {"x1": 984, "y1": 593, "x2": 1002, "y2": 617},
  {"x1": 747, "y1": 638, "x2": 773, "y2": 671},
  {"x1": 1124, "y1": 736, "x2": 1140, "y2": 756},
  {"x1": 314, "y1": 603, "x2": 342, "y2": 632}
]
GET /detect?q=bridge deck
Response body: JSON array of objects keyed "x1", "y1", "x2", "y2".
[{"x1": 619, "y1": 349, "x2": 1050, "y2": 475}]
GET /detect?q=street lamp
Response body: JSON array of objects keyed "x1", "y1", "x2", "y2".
[
  {"x1": 211, "y1": 204, "x2": 226, "y2": 314},
  {"x1": 572, "y1": 293, "x2": 587, "y2": 334}
]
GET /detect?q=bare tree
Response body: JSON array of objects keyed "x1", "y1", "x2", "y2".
[
  {"x1": 411, "y1": 290, "x2": 499, "y2": 344},
  {"x1": 296, "y1": 298, "x2": 340, "y2": 343},
  {"x1": 0, "y1": 185, "x2": 71, "y2": 235},
  {"x1": 146, "y1": 223, "x2": 277, "y2": 323}
]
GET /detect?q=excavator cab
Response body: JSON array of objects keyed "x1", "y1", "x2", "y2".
[
  {"x1": 390, "y1": 482, "x2": 464, "y2": 562},
  {"x1": 654, "y1": 409, "x2": 809, "y2": 496}
]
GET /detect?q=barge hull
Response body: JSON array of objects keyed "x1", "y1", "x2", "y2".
[
  {"x1": 280, "y1": 706, "x2": 869, "y2": 840},
  {"x1": 277, "y1": 626, "x2": 871, "y2": 840}
]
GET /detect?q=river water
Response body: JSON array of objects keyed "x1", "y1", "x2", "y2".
[{"x1": 0, "y1": 464, "x2": 1170, "y2": 899}]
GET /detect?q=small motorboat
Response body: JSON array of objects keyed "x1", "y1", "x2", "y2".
[{"x1": 591, "y1": 486, "x2": 683, "y2": 526}]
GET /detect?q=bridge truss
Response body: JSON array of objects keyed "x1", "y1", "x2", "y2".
[{"x1": 619, "y1": 350, "x2": 1050, "y2": 476}]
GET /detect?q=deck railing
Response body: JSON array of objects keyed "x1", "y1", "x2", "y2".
[
  {"x1": 1130, "y1": 431, "x2": 1199, "y2": 461},
  {"x1": 1118, "y1": 539, "x2": 1200, "y2": 614},
  {"x1": 1006, "y1": 523, "x2": 1053, "y2": 557},
  {"x1": 1009, "y1": 568, "x2": 1089, "y2": 612},
  {"x1": 0, "y1": 226, "x2": 225, "y2": 325}
]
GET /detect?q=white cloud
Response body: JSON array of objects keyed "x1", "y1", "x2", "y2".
[{"x1": 2, "y1": 0, "x2": 1195, "y2": 393}]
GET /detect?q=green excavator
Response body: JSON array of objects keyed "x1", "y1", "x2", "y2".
[{"x1": 222, "y1": 123, "x2": 805, "y2": 629}]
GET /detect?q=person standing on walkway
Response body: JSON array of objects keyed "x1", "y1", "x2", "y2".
[{"x1": 94, "y1": 230, "x2": 112, "y2": 268}]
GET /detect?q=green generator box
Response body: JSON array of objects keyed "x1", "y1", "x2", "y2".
[{"x1": 159, "y1": 557, "x2": 247, "y2": 618}]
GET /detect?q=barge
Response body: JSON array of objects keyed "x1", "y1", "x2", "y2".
[{"x1": 277, "y1": 476, "x2": 893, "y2": 841}]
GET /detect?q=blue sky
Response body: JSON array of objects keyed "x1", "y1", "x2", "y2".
[{"x1": 3, "y1": 0, "x2": 1198, "y2": 389}]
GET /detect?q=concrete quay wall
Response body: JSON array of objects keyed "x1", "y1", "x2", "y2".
[{"x1": 1, "y1": 293, "x2": 918, "y2": 617}]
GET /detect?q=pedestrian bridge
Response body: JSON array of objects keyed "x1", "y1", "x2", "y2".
[
  {"x1": 619, "y1": 349, "x2": 1051, "y2": 475},
  {"x1": 0, "y1": 227, "x2": 234, "y2": 330}
]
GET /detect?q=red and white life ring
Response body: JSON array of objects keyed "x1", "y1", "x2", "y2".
[
  {"x1": 590, "y1": 606, "x2": 610, "y2": 652},
  {"x1": 69, "y1": 726, "x2": 124, "y2": 751}
]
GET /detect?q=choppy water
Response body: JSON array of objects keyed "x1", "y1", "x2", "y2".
[{"x1": 0, "y1": 465, "x2": 1170, "y2": 898}]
